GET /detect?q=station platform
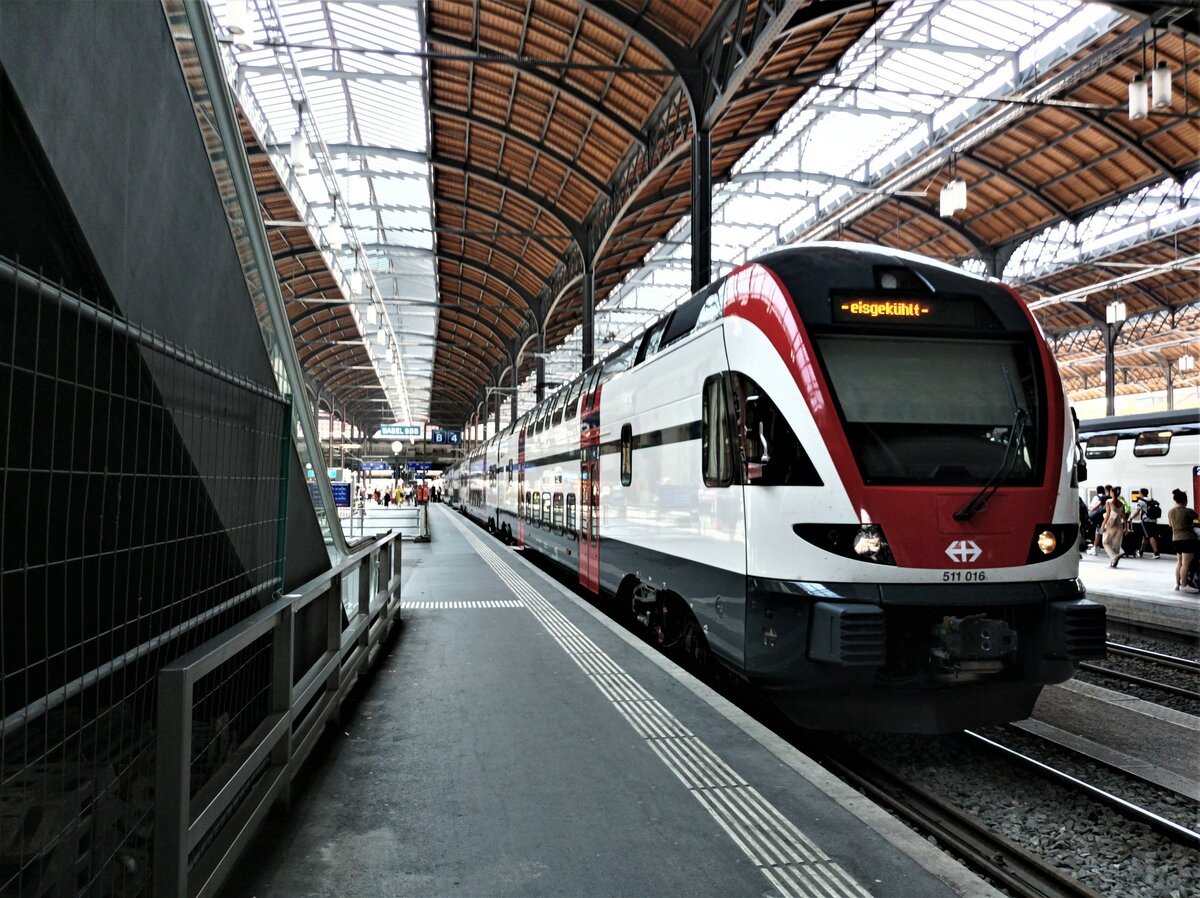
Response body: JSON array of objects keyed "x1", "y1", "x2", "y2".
[
  {"x1": 223, "y1": 504, "x2": 999, "y2": 898},
  {"x1": 1077, "y1": 551, "x2": 1200, "y2": 636}
]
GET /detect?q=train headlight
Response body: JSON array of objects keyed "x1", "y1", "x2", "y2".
[
  {"x1": 1036, "y1": 531, "x2": 1057, "y2": 555},
  {"x1": 853, "y1": 525, "x2": 883, "y2": 557},
  {"x1": 1024, "y1": 524, "x2": 1078, "y2": 564},
  {"x1": 793, "y1": 524, "x2": 895, "y2": 565}
]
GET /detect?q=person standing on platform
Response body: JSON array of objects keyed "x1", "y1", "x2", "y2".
[
  {"x1": 1132, "y1": 489, "x2": 1161, "y2": 559},
  {"x1": 1087, "y1": 485, "x2": 1107, "y2": 553},
  {"x1": 1167, "y1": 489, "x2": 1199, "y2": 592},
  {"x1": 1101, "y1": 485, "x2": 1127, "y2": 568}
]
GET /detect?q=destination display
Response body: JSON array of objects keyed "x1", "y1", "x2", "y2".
[{"x1": 830, "y1": 293, "x2": 1000, "y2": 329}]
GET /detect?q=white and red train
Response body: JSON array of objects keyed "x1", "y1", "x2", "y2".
[{"x1": 446, "y1": 243, "x2": 1105, "y2": 732}]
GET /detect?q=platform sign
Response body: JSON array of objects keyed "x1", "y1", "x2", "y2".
[
  {"x1": 430, "y1": 428, "x2": 462, "y2": 445},
  {"x1": 330, "y1": 482, "x2": 351, "y2": 508},
  {"x1": 407, "y1": 461, "x2": 432, "y2": 471},
  {"x1": 361, "y1": 461, "x2": 391, "y2": 471},
  {"x1": 326, "y1": 468, "x2": 340, "y2": 480},
  {"x1": 378, "y1": 424, "x2": 422, "y2": 438}
]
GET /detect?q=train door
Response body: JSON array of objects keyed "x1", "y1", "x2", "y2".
[
  {"x1": 579, "y1": 372, "x2": 602, "y2": 592},
  {"x1": 517, "y1": 428, "x2": 526, "y2": 546}
]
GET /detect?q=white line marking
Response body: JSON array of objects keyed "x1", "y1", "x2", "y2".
[{"x1": 447, "y1": 515, "x2": 872, "y2": 898}]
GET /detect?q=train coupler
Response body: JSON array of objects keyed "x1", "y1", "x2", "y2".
[{"x1": 930, "y1": 614, "x2": 1017, "y2": 673}]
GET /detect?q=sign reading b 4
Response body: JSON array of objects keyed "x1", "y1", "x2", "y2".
[{"x1": 430, "y1": 429, "x2": 462, "y2": 445}]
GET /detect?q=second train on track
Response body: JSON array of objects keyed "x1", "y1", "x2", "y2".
[{"x1": 445, "y1": 243, "x2": 1106, "y2": 732}]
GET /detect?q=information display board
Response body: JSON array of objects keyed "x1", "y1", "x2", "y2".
[
  {"x1": 330, "y1": 482, "x2": 351, "y2": 508},
  {"x1": 430, "y1": 429, "x2": 462, "y2": 445}
]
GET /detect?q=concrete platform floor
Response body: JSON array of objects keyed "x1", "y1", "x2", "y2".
[{"x1": 221, "y1": 506, "x2": 1000, "y2": 898}]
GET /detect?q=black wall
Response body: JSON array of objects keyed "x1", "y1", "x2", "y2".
[{"x1": 0, "y1": 1, "x2": 329, "y2": 590}]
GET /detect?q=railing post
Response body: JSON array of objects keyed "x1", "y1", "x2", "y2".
[
  {"x1": 272, "y1": 605, "x2": 295, "y2": 806},
  {"x1": 154, "y1": 668, "x2": 192, "y2": 898},
  {"x1": 325, "y1": 573, "x2": 343, "y2": 695}
]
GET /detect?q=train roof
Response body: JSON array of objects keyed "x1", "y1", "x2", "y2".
[{"x1": 1076, "y1": 408, "x2": 1200, "y2": 437}]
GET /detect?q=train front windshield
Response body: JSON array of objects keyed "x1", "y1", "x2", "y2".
[{"x1": 815, "y1": 334, "x2": 1042, "y2": 486}]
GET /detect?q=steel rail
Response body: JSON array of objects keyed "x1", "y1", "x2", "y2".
[
  {"x1": 1077, "y1": 662, "x2": 1200, "y2": 701},
  {"x1": 1106, "y1": 642, "x2": 1200, "y2": 673},
  {"x1": 964, "y1": 731, "x2": 1200, "y2": 851},
  {"x1": 810, "y1": 740, "x2": 1104, "y2": 898}
]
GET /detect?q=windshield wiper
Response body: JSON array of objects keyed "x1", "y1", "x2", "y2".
[{"x1": 954, "y1": 366, "x2": 1027, "y2": 522}]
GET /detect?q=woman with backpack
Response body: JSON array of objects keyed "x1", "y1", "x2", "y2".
[
  {"x1": 1168, "y1": 489, "x2": 1199, "y2": 592},
  {"x1": 1133, "y1": 489, "x2": 1161, "y2": 559}
]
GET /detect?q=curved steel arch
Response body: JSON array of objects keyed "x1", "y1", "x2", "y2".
[
  {"x1": 430, "y1": 102, "x2": 611, "y2": 198},
  {"x1": 427, "y1": 32, "x2": 648, "y2": 145},
  {"x1": 431, "y1": 155, "x2": 588, "y2": 249},
  {"x1": 437, "y1": 249, "x2": 540, "y2": 311},
  {"x1": 438, "y1": 196, "x2": 573, "y2": 259},
  {"x1": 435, "y1": 304, "x2": 524, "y2": 356},
  {"x1": 436, "y1": 271, "x2": 534, "y2": 332}
]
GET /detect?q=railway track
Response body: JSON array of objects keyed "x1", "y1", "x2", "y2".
[
  {"x1": 1076, "y1": 641, "x2": 1200, "y2": 704},
  {"x1": 965, "y1": 729, "x2": 1200, "y2": 850},
  {"x1": 807, "y1": 737, "x2": 1105, "y2": 898}
]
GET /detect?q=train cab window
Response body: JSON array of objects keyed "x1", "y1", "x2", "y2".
[
  {"x1": 620, "y1": 424, "x2": 633, "y2": 486},
  {"x1": 1085, "y1": 434, "x2": 1118, "y2": 459},
  {"x1": 553, "y1": 493, "x2": 564, "y2": 530},
  {"x1": 566, "y1": 493, "x2": 577, "y2": 533},
  {"x1": 1133, "y1": 430, "x2": 1172, "y2": 457},
  {"x1": 541, "y1": 491, "x2": 552, "y2": 526},
  {"x1": 702, "y1": 374, "x2": 734, "y2": 487},
  {"x1": 732, "y1": 373, "x2": 822, "y2": 486}
]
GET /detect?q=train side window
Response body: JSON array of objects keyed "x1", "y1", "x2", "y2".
[
  {"x1": 525, "y1": 490, "x2": 532, "y2": 521},
  {"x1": 694, "y1": 286, "x2": 725, "y2": 331},
  {"x1": 1085, "y1": 434, "x2": 1118, "y2": 459},
  {"x1": 541, "y1": 492, "x2": 552, "y2": 526},
  {"x1": 553, "y1": 492, "x2": 564, "y2": 530},
  {"x1": 566, "y1": 493, "x2": 577, "y2": 534},
  {"x1": 620, "y1": 424, "x2": 633, "y2": 486},
  {"x1": 1133, "y1": 430, "x2": 1172, "y2": 457},
  {"x1": 565, "y1": 379, "x2": 583, "y2": 420},
  {"x1": 702, "y1": 374, "x2": 733, "y2": 487},
  {"x1": 637, "y1": 318, "x2": 669, "y2": 363}
]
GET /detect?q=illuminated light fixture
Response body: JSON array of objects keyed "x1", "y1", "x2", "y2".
[
  {"x1": 939, "y1": 178, "x2": 967, "y2": 217},
  {"x1": 1036, "y1": 531, "x2": 1057, "y2": 555},
  {"x1": 1128, "y1": 73, "x2": 1148, "y2": 121},
  {"x1": 1105, "y1": 299, "x2": 1126, "y2": 324},
  {"x1": 1152, "y1": 61, "x2": 1172, "y2": 109},
  {"x1": 290, "y1": 102, "x2": 309, "y2": 175},
  {"x1": 1180, "y1": 355, "x2": 1195, "y2": 373}
]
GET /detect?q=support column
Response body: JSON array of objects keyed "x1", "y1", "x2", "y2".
[
  {"x1": 1103, "y1": 322, "x2": 1123, "y2": 417},
  {"x1": 1165, "y1": 359, "x2": 1175, "y2": 411},
  {"x1": 581, "y1": 263, "x2": 595, "y2": 372},
  {"x1": 510, "y1": 366, "x2": 519, "y2": 425},
  {"x1": 536, "y1": 329, "x2": 546, "y2": 402},
  {"x1": 691, "y1": 127, "x2": 712, "y2": 293}
]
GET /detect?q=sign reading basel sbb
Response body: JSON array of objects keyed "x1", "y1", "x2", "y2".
[{"x1": 378, "y1": 424, "x2": 422, "y2": 438}]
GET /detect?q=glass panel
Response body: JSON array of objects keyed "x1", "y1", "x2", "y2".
[
  {"x1": 702, "y1": 375, "x2": 732, "y2": 487},
  {"x1": 1133, "y1": 430, "x2": 1171, "y2": 457},
  {"x1": 814, "y1": 335, "x2": 1041, "y2": 485},
  {"x1": 1085, "y1": 434, "x2": 1118, "y2": 459}
]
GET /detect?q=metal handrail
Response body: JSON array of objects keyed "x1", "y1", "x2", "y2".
[{"x1": 154, "y1": 530, "x2": 403, "y2": 898}]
